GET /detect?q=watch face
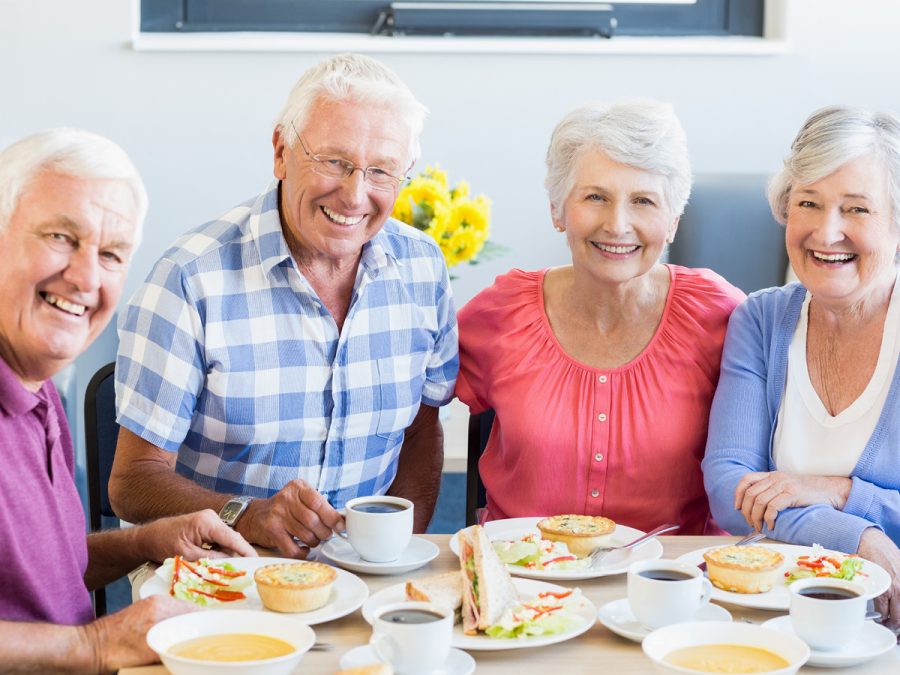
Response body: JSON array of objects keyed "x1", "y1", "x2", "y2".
[
  {"x1": 221, "y1": 502, "x2": 242, "y2": 522},
  {"x1": 220, "y1": 497, "x2": 250, "y2": 525}
]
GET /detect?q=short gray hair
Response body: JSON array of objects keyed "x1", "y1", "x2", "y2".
[
  {"x1": 544, "y1": 100, "x2": 692, "y2": 218},
  {"x1": 0, "y1": 128, "x2": 147, "y2": 247},
  {"x1": 769, "y1": 105, "x2": 900, "y2": 233},
  {"x1": 275, "y1": 53, "x2": 429, "y2": 166}
]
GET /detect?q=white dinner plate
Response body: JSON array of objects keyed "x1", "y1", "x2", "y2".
[
  {"x1": 449, "y1": 517, "x2": 664, "y2": 580},
  {"x1": 597, "y1": 598, "x2": 732, "y2": 643},
  {"x1": 676, "y1": 544, "x2": 891, "y2": 611},
  {"x1": 362, "y1": 578, "x2": 597, "y2": 651},
  {"x1": 340, "y1": 645, "x2": 476, "y2": 675},
  {"x1": 761, "y1": 615, "x2": 897, "y2": 668},
  {"x1": 320, "y1": 536, "x2": 439, "y2": 575},
  {"x1": 139, "y1": 556, "x2": 369, "y2": 625}
]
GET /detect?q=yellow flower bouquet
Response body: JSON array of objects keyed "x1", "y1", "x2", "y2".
[{"x1": 391, "y1": 166, "x2": 502, "y2": 269}]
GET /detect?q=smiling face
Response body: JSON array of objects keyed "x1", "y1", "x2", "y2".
[
  {"x1": 273, "y1": 96, "x2": 411, "y2": 270},
  {"x1": 786, "y1": 154, "x2": 900, "y2": 310},
  {"x1": 553, "y1": 150, "x2": 678, "y2": 286},
  {"x1": 0, "y1": 171, "x2": 137, "y2": 390}
]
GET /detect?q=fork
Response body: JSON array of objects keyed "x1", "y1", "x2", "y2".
[
  {"x1": 697, "y1": 531, "x2": 766, "y2": 572},
  {"x1": 589, "y1": 523, "x2": 680, "y2": 567}
]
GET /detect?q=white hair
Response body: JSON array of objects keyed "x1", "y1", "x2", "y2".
[
  {"x1": 544, "y1": 100, "x2": 692, "y2": 218},
  {"x1": 0, "y1": 128, "x2": 147, "y2": 247},
  {"x1": 274, "y1": 53, "x2": 428, "y2": 166},
  {"x1": 768, "y1": 105, "x2": 900, "y2": 235}
]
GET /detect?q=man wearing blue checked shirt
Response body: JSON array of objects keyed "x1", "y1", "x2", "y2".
[{"x1": 109, "y1": 54, "x2": 459, "y2": 558}]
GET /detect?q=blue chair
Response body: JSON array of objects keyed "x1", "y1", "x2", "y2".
[
  {"x1": 465, "y1": 409, "x2": 494, "y2": 526},
  {"x1": 83, "y1": 361, "x2": 119, "y2": 615}
]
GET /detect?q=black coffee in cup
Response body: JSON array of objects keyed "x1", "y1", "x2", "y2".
[
  {"x1": 381, "y1": 609, "x2": 444, "y2": 624},
  {"x1": 352, "y1": 501, "x2": 407, "y2": 514},
  {"x1": 638, "y1": 570, "x2": 695, "y2": 581},
  {"x1": 797, "y1": 587, "x2": 861, "y2": 600}
]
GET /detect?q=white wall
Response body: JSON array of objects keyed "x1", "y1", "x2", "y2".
[
  {"x1": 2, "y1": 0, "x2": 898, "y2": 477},
  {"x1": 4, "y1": 0, "x2": 899, "y2": 308}
]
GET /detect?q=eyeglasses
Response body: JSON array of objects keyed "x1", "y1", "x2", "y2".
[{"x1": 290, "y1": 122, "x2": 408, "y2": 192}]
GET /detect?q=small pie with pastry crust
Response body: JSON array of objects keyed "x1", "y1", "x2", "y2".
[
  {"x1": 536, "y1": 514, "x2": 616, "y2": 558},
  {"x1": 702, "y1": 545, "x2": 784, "y2": 594},
  {"x1": 254, "y1": 561, "x2": 337, "y2": 612}
]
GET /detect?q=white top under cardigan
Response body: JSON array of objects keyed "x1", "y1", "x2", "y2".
[{"x1": 774, "y1": 269, "x2": 900, "y2": 476}]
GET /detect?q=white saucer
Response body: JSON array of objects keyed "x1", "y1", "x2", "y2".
[
  {"x1": 320, "y1": 536, "x2": 439, "y2": 575},
  {"x1": 598, "y1": 598, "x2": 732, "y2": 642},
  {"x1": 340, "y1": 644, "x2": 476, "y2": 675},
  {"x1": 761, "y1": 615, "x2": 897, "y2": 668}
]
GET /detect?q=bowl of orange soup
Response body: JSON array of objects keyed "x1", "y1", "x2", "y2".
[
  {"x1": 146, "y1": 609, "x2": 316, "y2": 675},
  {"x1": 642, "y1": 621, "x2": 809, "y2": 675}
]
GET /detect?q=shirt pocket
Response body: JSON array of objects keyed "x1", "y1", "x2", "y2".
[{"x1": 375, "y1": 352, "x2": 428, "y2": 439}]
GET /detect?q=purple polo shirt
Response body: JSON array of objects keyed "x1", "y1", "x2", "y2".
[{"x1": 0, "y1": 356, "x2": 93, "y2": 624}]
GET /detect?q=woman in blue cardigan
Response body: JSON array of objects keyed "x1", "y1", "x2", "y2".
[{"x1": 703, "y1": 106, "x2": 900, "y2": 629}]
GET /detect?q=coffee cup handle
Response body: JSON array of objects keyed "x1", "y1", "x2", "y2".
[
  {"x1": 369, "y1": 632, "x2": 398, "y2": 666},
  {"x1": 699, "y1": 577, "x2": 713, "y2": 607}
]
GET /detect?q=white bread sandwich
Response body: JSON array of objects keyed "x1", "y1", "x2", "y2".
[
  {"x1": 405, "y1": 571, "x2": 463, "y2": 623},
  {"x1": 457, "y1": 525, "x2": 519, "y2": 635}
]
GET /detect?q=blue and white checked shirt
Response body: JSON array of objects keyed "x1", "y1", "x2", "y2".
[{"x1": 116, "y1": 181, "x2": 458, "y2": 508}]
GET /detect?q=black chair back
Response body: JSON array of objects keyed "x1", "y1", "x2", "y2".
[
  {"x1": 83, "y1": 361, "x2": 119, "y2": 616},
  {"x1": 465, "y1": 408, "x2": 494, "y2": 526}
]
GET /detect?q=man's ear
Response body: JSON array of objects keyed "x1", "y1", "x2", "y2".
[{"x1": 273, "y1": 126, "x2": 287, "y2": 180}]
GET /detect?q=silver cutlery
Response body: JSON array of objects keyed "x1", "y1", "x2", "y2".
[
  {"x1": 589, "y1": 523, "x2": 680, "y2": 567},
  {"x1": 310, "y1": 642, "x2": 334, "y2": 651},
  {"x1": 697, "y1": 531, "x2": 766, "y2": 572}
]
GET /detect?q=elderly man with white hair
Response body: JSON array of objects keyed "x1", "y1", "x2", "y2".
[
  {"x1": 110, "y1": 53, "x2": 458, "y2": 557},
  {"x1": 0, "y1": 129, "x2": 255, "y2": 672}
]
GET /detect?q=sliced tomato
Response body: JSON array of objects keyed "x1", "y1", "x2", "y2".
[{"x1": 539, "y1": 590, "x2": 574, "y2": 600}]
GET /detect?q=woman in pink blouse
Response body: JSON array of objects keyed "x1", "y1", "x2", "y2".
[{"x1": 457, "y1": 101, "x2": 745, "y2": 534}]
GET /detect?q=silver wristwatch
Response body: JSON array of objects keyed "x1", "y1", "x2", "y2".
[{"x1": 218, "y1": 495, "x2": 253, "y2": 527}]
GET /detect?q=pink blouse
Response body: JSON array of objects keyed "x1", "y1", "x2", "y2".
[{"x1": 456, "y1": 265, "x2": 744, "y2": 534}]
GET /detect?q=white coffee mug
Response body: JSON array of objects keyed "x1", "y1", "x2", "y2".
[
  {"x1": 344, "y1": 495, "x2": 414, "y2": 562},
  {"x1": 627, "y1": 559, "x2": 713, "y2": 630},
  {"x1": 370, "y1": 601, "x2": 452, "y2": 674},
  {"x1": 789, "y1": 577, "x2": 867, "y2": 651}
]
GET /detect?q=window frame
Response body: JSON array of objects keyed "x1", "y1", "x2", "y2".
[{"x1": 140, "y1": 0, "x2": 765, "y2": 39}]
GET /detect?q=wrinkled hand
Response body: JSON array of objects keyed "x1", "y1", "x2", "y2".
[
  {"x1": 137, "y1": 509, "x2": 257, "y2": 562},
  {"x1": 236, "y1": 479, "x2": 344, "y2": 558},
  {"x1": 734, "y1": 471, "x2": 852, "y2": 531},
  {"x1": 81, "y1": 595, "x2": 195, "y2": 673},
  {"x1": 857, "y1": 528, "x2": 900, "y2": 632}
]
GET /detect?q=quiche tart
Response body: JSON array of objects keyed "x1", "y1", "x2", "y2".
[
  {"x1": 702, "y1": 545, "x2": 784, "y2": 594},
  {"x1": 536, "y1": 514, "x2": 616, "y2": 558},
  {"x1": 254, "y1": 561, "x2": 337, "y2": 612}
]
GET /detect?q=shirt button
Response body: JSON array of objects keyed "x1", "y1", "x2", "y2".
[
  {"x1": 598, "y1": 413, "x2": 607, "y2": 422},
  {"x1": 598, "y1": 375, "x2": 607, "y2": 383},
  {"x1": 591, "y1": 489, "x2": 600, "y2": 498},
  {"x1": 594, "y1": 453, "x2": 603, "y2": 462}
]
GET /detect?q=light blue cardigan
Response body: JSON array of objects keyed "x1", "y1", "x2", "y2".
[{"x1": 702, "y1": 283, "x2": 900, "y2": 554}]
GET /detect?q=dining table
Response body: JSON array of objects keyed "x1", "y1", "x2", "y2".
[{"x1": 120, "y1": 534, "x2": 899, "y2": 675}]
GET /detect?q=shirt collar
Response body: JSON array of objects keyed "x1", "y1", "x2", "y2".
[
  {"x1": 251, "y1": 180, "x2": 396, "y2": 279},
  {"x1": 0, "y1": 355, "x2": 42, "y2": 418}
]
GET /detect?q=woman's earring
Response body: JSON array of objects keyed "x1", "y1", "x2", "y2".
[{"x1": 554, "y1": 225, "x2": 565, "y2": 232}]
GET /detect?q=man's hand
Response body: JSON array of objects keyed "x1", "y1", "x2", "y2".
[
  {"x1": 236, "y1": 479, "x2": 344, "y2": 557},
  {"x1": 734, "y1": 471, "x2": 852, "y2": 531},
  {"x1": 80, "y1": 596, "x2": 196, "y2": 673},
  {"x1": 857, "y1": 528, "x2": 900, "y2": 632},
  {"x1": 135, "y1": 509, "x2": 257, "y2": 562}
]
